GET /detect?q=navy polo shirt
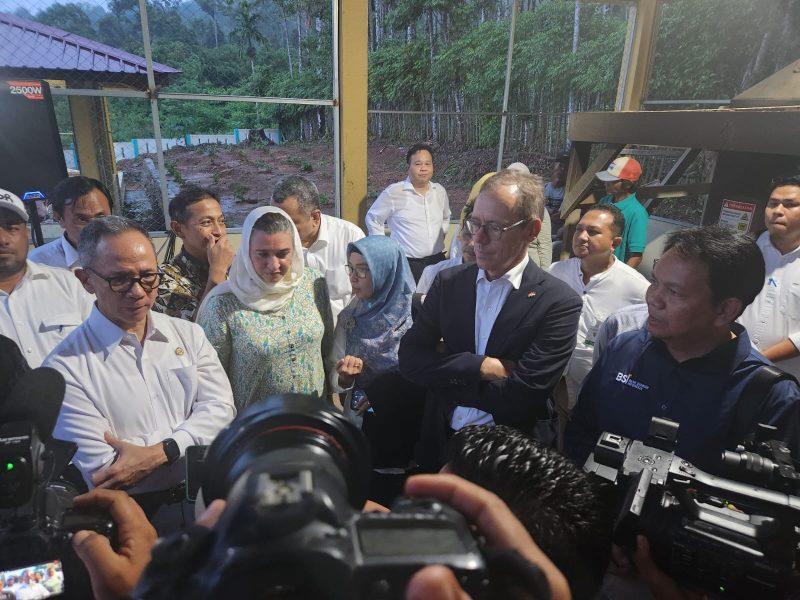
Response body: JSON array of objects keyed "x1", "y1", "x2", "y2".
[{"x1": 565, "y1": 324, "x2": 800, "y2": 474}]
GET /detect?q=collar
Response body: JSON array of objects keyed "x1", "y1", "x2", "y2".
[
  {"x1": 60, "y1": 234, "x2": 80, "y2": 268},
  {"x1": 614, "y1": 193, "x2": 639, "y2": 206},
  {"x1": 308, "y1": 214, "x2": 329, "y2": 250},
  {"x1": 24, "y1": 260, "x2": 52, "y2": 281},
  {"x1": 761, "y1": 230, "x2": 800, "y2": 258},
  {"x1": 579, "y1": 255, "x2": 617, "y2": 284},
  {"x1": 87, "y1": 305, "x2": 169, "y2": 359},
  {"x1": 476, "y1": 254, "x2": 529, "y2": 289},
  {"x1": 645, "y1": 323, "x2": 751, "y2": 375},
  {"x1": 402, "y1": 177, "x2": 431, "y2": 194},
  {"x1": 174, "y1": 250, "x2": 210, "y2": 278}
]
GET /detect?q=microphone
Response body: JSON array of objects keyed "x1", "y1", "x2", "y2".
[{"x1": 0, "y1": 366, "x2": 66, "y2": 442}]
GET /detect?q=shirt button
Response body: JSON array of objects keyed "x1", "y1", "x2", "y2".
[
  {"x1": 26, "y1": 348, "x2": 32, "y2": 354},
  {"x1": 661, "y1": 404, "x2": 667, "y2": 411}
]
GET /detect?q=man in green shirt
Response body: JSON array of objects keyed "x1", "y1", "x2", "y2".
[{"x1": 596, "y1": 156, "x2": 648, "y2": 269}]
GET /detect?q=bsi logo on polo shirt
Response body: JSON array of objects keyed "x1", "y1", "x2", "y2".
[{"x1": 615, "y1": 372, "x2": 650, "y2": 391}]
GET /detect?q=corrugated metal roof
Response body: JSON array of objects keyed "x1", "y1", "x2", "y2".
[{"x1": 0, "y1": 11, "x2": 180, "y2": 77}]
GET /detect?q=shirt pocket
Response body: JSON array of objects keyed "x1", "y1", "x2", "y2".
[
  {"x1": 786, "y1": 282, "x2": 800, "y2": 320},
  {"x1": 39, "y1": 312, "x2": 83, "y2": 340},
  {"x1": 167, "y1": 364, "x2": 198, "y2": 417}
]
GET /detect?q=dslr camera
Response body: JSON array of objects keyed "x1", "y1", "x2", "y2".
[
  {"x1": 585, "y1": 417, "x2": 800, "y2": 598},
  {"x1": 136, "y1": 394, "x2": 550, "y2": 600},
  {"x1": 0, "y1": 368, "x2": 115, "y2": 599}
]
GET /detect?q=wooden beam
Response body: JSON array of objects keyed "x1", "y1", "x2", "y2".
[
  {"x1": 636, "y1": 182, "x2": 712, "y2": 200},
  {"x1": 569, "y1": 109, "x2": 800, "y2": 156},
  {"x1": 338, "y1": 0, "x2": 368, "y2": 229},
  {"x1": 561, "y1": 145, "x2": 624, "y2": 218},
  {"x1": 615, "y1": 0, "x2": 663, "y2": 111},
  {"x1": 641, "y1": 147, "x2": 701, "y2": 211},
  {"x1": 68, "y1": 94, "x2": 117, "y2": 190}
]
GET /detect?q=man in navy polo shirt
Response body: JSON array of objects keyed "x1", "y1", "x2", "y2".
[{"x1": 565, "y1": 226, "x2": 800, "y2": 474}]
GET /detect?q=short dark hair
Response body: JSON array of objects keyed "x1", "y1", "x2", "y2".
[
  {"x1": 169, "y1": 186, "x2": 220, "y2": 223},
  {"x1": 271, "y1": 175, "x2": 321, "y2": 214},
  {"x1": 51, "y1": 176, "x2": 112, "y2": 217},
  {"x1": 663, "y1": 225, "x2": 765, "y2": 313},
  {"x1": 446, "y1": 425, "x2": 612, "y2": 599},
  {"x1": 584, "y1": 204, "x2": 625, "y2": 237},
  {"x1": 770, "y1": 174, "x2": 800, "y2": 192},
  {"x1": 406, "y1": 143, "x2": 434, "y2": 164},
  {"x1": 252, "y1": 211, "x2": 293, "y2": 237},
  {"x1": 78, "y1": 216, "x2": 152, "y2": 268}
]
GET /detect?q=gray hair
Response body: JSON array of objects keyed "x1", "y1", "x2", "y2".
[
  {"x1": 480, "y1": 169, "x2": 545, "y2": 221},
  {"x1": 78, "y1": 216, "x2": 152, "y2": 268},
  {"x1": 271, "y1": 175, "x2": 320, "y2": 214}
]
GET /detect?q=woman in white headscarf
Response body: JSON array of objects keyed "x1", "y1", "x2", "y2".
[{"x1": 197, "y1": 206, "x2": 334, "y2": 410}]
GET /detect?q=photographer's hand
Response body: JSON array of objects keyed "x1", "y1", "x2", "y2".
[
  {"x1": 632, "y1": 536, "x2": 703, "y2": 600},
  {"x1": 92, "y1": 432, "x2": 167, "y2": 490},
  {"x1": 404, "y1": 474, "x2": 571, "y2": 600},
  {"x1": 71, "y1": 489, "x2": 157, "y2": 600}
]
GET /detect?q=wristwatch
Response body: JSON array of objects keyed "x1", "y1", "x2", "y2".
[{"x1": 162, "y1": 438, "x2": 180, "y2": 465}]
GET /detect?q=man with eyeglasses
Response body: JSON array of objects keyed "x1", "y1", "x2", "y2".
[
  {"x1": 399, "y1": 170, "x2": 582, "y2": 470},
  {"x1": 29, "y1": 176, "x2": 112, "y2": 271},
  {"x1": 154, "y1": 186, "x2": 234, "y2": 321},
  {"x1": 0, "y1": 188, "x2": 93, "y2": 367},
  {"x1": 45, "y1": 216, "x2": 235, "y2": 534}
]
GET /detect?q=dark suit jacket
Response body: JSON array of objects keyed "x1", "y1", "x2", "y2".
[{"x1": 399, "y1": 260, "x2": 582, "y2": 431}]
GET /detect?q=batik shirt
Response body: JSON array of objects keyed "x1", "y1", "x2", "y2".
[{"x1": 153, "y1": 251, "x2": 209, "y2": 321}]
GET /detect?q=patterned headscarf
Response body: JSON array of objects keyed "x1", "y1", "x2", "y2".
[{"x1": 341, "y1": 235, "x2": 414, "y2": 387}]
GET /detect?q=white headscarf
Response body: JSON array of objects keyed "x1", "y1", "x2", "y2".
[{"x1": 199, "y1": 206, "x2": 305, "y2": 314}]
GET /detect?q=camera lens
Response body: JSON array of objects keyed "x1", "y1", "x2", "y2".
[{"x1": 200, "y1": 394, "x2": 371, "y2": 510}]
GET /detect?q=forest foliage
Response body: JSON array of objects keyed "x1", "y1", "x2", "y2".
[{"x1": 18, "y1": 0, "x2": 800, "y2": 146}]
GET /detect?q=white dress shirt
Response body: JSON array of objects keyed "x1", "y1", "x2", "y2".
[
  {"x1": 739, "y1": 232, "x2": 800, "y2": 377},
  {"x1": 0, "y1": 261, "x2": 93, "y2": 367},
  {"x1": 28, "y1": 234, "x2": 81, "y2": 271},
  {"x1": 416, "y1": 255, "x2": 461, "y2": 296},
  {"x1": 451, "y1": 254, "x2": 530, "y2": 430},
  {"x1": 548, "y1": 256, "x2": 650, "y2": 407},
  {"x1": 46, "y1": 307, "x2": 236, "y2": 493},
  {"x1": 303, "y1": 214, "x2": 365, "y2": 322},
  {"x1": 365, "y1": 177, "x2": 451, "y2": 258}
]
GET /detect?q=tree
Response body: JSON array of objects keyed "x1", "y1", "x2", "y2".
[
  {"x1": 231, "y1": 0, "x2": 266, "y2": 75},
  {"x1": 36, "y1": 3, "x2": 97, "y2": 38},
  {"x1": 196, "y1": 0, "x2": 225, "y2": 47}
]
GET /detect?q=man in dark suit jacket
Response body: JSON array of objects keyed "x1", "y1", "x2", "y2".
[{"x1": 399, "y1": 169, "x2": 581, "y2": 470}]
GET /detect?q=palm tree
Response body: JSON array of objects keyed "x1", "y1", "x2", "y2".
[{"x1": 233, "y1": 0, "x2": 265, "y2": 76}]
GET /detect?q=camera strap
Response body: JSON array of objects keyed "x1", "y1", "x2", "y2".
[{"x1": 731, "y1": 364, "x2": 797, "y2": 444}]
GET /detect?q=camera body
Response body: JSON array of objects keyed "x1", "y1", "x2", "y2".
[
  {"x1": 140, "y1": 394, "x2": 499, "y2": 600},
  {"x1": 585, "y1": 418, "x2": 800, "y2": 598},
  {"x1": 0, "y1": 420, "x2": 115, "y2": 599}
]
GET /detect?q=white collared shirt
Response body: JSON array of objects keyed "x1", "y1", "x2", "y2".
[
  {"x1": 548, "y1": 256, "x2": 650, "y2": 406},
  {"x1": 365, "y1": 177, "x2": 451, "y2": 258},
  {"x1": 451, "y1": 254, "x2": 530, "y2": 430},
  {"x1": 28, "y1": 234, "x2": 81, "y2": 271},
  {"x1": 303, "y1": 214, "x2": 365, "y2": 322},
  {"x1": 0, "y1": 261, "x2": 93, "y2": 367},
  {"x1": 45, "y1": 307, "x2": 236, "y2": 493},
  {"x1": 416, "y1": 255, "x2": 462, "y2": 296},
  {"x1": 739, "y1": 231, "x2": 800, "y2": 377}
]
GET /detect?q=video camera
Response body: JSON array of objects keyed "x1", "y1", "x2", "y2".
[
  {"x1": 585, "y1": 417, "x2": 800, "y2": 598},
  {"x1": 136, "y1": 394, "x2": 550, "y2": 600},
  {"x1": 0, "y1": 361, "x2": 115, "y2": 600}
]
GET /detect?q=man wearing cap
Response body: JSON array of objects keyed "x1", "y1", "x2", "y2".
[
  {"x1": 28, "y1": 176, "x2": 112, "y2": 271},
  {"x1": 0, "y1": 188, "x2": 92, "y2": 367},
  {"x1": 596, "y1": 156, "x2": 649, "y2": 269}
]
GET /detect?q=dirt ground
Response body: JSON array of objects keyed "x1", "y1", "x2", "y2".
[{"x1": 117, "y1": 140, "x2": 558, "y2": 228}]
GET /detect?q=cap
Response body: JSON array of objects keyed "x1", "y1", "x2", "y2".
[
  {"x1": 0, "y1": 189, "x2": 28, "y2": 222},
  {"x1": 506, "y1": 162, "x2": 531, "y2": 175},
  {"x1": 596, "y1": 157, "x2": 642, "y2": 183}
]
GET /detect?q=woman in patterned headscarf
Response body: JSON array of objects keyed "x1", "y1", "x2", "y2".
[{"x1": 197, "y1": 206, "x2": 334, "y2": 410}]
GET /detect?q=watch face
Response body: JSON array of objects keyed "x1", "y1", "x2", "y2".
[{"x1": 164, "y1": 439, "x2": 180, "y2": 464}]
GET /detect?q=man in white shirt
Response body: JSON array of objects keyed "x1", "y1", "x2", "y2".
[
  {"x1": 399, "y1": 170, "x2": 581, "y2": 470},
  {"x1": 0, "y1": 188, "x2": 93, "y2": 367},
  {"x1": 739, "y1": 174, "x2": 800, "y2": 378},
  {"x1": 365, "y1": 143, "x2": 451, "y2": 282},
  {"x1": 46, "y1": 216, "x2": 235, "y2": 531},
  {"x1": 28, "y1": 176, "x2": 112, "y2": 271},
  {"x1": 548, "y1": 205, "x2": 649, "y2": 441},
  {"x1": 271, "y1": 175, "x2": 364, "y2": 321}
]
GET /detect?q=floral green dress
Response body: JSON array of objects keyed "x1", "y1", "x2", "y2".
[{"x1": 198, "y1": 267, "x2": 334, "y2": 410}]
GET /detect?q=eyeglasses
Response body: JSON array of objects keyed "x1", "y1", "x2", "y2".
[
  {"x1": 345, "y1": 263, "x2": 370, "y2": 279},
  {"x1": 84, "y1": 266, "x2": 164, "y2": 293},
  {"x1": 464, "y1": 218, "x2": 530, "y2": 241}
]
